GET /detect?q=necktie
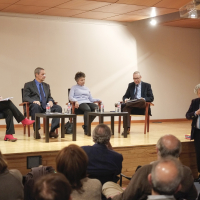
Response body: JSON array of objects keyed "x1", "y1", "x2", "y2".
[
  {"x1": 134, "y1": 85, "x2": 138, "y2": 99},
  {"x1": 39, "y1": 84, "x2": 46, "y2": 109}
]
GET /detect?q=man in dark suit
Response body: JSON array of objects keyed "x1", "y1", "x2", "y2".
[
  {"x1": 186, "y1": 83, "x2": 200, "y2": 181},
  {"x1": 122, "y1": 71, "x2": 154, "y2": 133},
  {"x1": 23, "y1": 67, "x2": 62, "y2": 138},
  {"x1": 81, "y1": 124, "x2": 123, "y2": 185}
]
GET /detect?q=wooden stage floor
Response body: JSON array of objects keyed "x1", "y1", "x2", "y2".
[
  {"x1": 0, "y1": 121, "x2": 192, "y2": 154},
  {"x1": 0, "y1": 121, "x2": 197, "y2": 178}
]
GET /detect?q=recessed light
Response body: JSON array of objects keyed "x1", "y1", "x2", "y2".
[{"x1": 150, "y1": 19, "x2": 157, "y2": 26}]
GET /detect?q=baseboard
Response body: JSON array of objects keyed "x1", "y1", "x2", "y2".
[{"x1": 0, "y1": 118, "x2": 188, "y2": 128}]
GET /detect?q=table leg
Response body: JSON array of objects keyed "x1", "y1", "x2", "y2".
[
  {"x1": 99, "y1": 116, "x2": 104, "y2": 124},
  {"x1": 123, "y1": 115, "x2": 128, "y2": 138},
  {"x1": 73, "y1": 116, "x2": 76, "y2": 141},
  {"x1": 45, "y1": 117, "x2": 49, "y2": 143},
  {"x1": 111, "y1": 116, "x2": 114, "y2": 135},
  {"x1": 35, "y1": 116, "x2": 40, "y2": 139},
  {"x1": 61, "y1": 118, "x2": 65, "y2": 138},
  {"x1": 87, "y1": 114, "x2": 92, "y2": 136}
]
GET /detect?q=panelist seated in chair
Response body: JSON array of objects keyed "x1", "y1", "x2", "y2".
[
  {"x1": 122, "y1": 71, "x2": 154, "y2": 133},
  {"x1": 69, "y1": 71, "x2": 101, "y2": 135},
  {"x1": 0, "y1": 97, "x2": 34, "y2": 142},
  {"x1": 23, "y1": 67, "x2": 62, "y2": 139}
]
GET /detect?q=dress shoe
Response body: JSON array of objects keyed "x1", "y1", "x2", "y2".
[
  {"x1": 4, "y1": 134, "x2": 17, "y2": 142},
  {"x1": 194, "y1": 174, "x2": 200, "y2": 182},
  {"x1": 21, "y1": 118, "x2": 35, "y2": 126},
  {"x1": 34, "y1": 132, "x2": 41, "y2": 139},
  {"x1": 49, "y1": 132, "x2": 58, "y2": 138},
  {"x1": 121, "y1": 129, "x2": 130, "y2": 135}
]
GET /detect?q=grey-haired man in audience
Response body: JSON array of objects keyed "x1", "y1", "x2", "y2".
[
  {"x1": 102, "y1": 134, "x2": 197, "y2": 200},
  {"x1": 147, "y1": 156, "x2": 182, "y2": 200}
]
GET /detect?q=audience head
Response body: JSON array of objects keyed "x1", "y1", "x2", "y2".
[
  {"x1": 0, "y1": 151, "x2": 7, "y2": 173},
  {"x1": 75, "y1": 72, "x2": 85, "y2": 86},
  {"x1": 156, "y1": 135, "x2": 181, "y2": 158},
  {"x1": 194, "y1": 84, "x2": 200, "y2": 97},
  {"x1": 93, "y1": 124, "x2": 112, "y2": 145},
  {"x1": 133, "y1": 71, "x2": 142, "y2": 85},
  {"x1": 148, "y1": 156, "x2": 183, "y2": 195},
  {"x1": 34, "y1": 173, "x2": 72, "y2": 200},
  {"x1": 34, "y1": 67, "x2": 45, "y2": 82},
  {"x1": 56, "y1": 144, "x2": 88, "y2": 191}
]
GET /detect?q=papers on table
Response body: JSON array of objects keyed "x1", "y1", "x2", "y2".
[{"x1": 0, "y1": 97, "x2": 13, "y2": 102}]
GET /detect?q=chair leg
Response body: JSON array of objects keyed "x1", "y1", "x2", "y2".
[
  {"x1": 56, "y1": 128, "x2": 58, "y2": 134},
  {"x1": 118, "y1": 116, "x2": 121, "y2": 133},
  {"x1": 144, "y1": 104, "x2": 149, "y2": 134},
  {"x1": 43, "y1": 118, "x2": 46, "y2": 133},
  {"x1": 129, "y1": 116, "x2": 131, "y2": 131},
  {"x1": 147, "y1": 115, "x2": 150, "y2": 132}
]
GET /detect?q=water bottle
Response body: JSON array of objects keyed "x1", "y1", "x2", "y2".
[
  {"x1": 46, "y1": 103, "x2": 51, "y2": 114},
  {"x1": 100, "y1": 102, "x2": 104, "y2": 113},
  {"x1": 67, "y1": 103, "x2": 71, "y2": 114},
  {"x1": 117, "y1": 102, "x2": 121, "y2": 112}
]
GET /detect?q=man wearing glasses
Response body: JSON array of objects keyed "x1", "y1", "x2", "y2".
[{"x1": 122, "y1": 71, "x2": 154, "y2": 134}]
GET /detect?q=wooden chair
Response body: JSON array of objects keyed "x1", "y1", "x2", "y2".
[
  {"x1": 19, "y1": 89, "x2": 58, "y2": 137},
  {"x1": 118, "y1": 102, "x2": 154, "y2": 134}
]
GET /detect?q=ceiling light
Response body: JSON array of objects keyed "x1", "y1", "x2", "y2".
[{"x1": 150, "y1": 19, "x2": 157, "y2": 26}]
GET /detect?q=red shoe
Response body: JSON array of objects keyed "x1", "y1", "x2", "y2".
[
  {"x1": 21, "y1": 118, "x2": 35, "y2": 126},
  {"x1": 4, "y1": 134, "x2": 17, "y2": 142}
]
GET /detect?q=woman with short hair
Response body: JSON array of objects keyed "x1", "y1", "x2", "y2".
[
  {"x1": 69, "y1": 72, "x2": 101, "y2": 134},
  {"x1": 56, "y1": 144, "x2": 102, "y2": 200}
]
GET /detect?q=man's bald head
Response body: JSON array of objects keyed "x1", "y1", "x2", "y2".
[
  {"x1": 149, "y1": 156, "x2": 183, "y2": 195},
  {"x1": 156, "y1": 135, "x2": 181, "y2": 158}
]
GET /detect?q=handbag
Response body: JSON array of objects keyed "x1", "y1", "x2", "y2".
[{"x1": 64, "y1": 121, "x2": 73, "y2": 134}]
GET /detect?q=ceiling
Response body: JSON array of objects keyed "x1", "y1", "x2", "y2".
[{"x1": 0, "y1": 0, "x2": 200, "y2": 28}]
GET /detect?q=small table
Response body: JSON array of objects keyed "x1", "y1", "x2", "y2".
[
  {"x1": 35, "y1": 113, "x2": 76, "y2": 143},
  {"x1": 87, "y1": 112, "x2": 129, "y2": 138}
]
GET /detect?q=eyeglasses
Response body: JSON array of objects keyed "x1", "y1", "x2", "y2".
[{"x1": 133, "y1": 78, "x2": 141, "y2": 80}]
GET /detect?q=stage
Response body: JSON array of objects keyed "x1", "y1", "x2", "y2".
[{"x1": 0, "y1": 121, "x2": 197, "y2": 180}]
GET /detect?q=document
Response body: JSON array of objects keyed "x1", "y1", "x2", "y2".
[{"x1": 0, "y1": 97, "x2": 13, "y2": 102}]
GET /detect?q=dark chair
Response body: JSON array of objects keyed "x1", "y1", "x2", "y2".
[
  {"x1": 118, "y1": 102, "x2": 154, "y2": 134},
  {"x1": 19, "y1": 88, "x2": 58, "y2": 137}
]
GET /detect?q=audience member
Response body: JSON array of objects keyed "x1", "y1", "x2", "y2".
[
  {"x1": 0, "y1": 150, "x2": 24, "y2": 199},
  {"x1": 102, "y1": 134, "x2": 197, "y2": 200},
  {"x1": 0, "y1": 97, "x2": 34, "y2": 141},
  {"x1": 56, "y1": 144, "x2": 102, "y2": 200},
  {"x1": 69, "y1": 71, "x2": 101, "y2": 134},
  {"x1": 147, "y1": 156, "x2": 183, "y2": 200},
  {"x1": 34, "y1": 173, "x2": 72, "y2": 200},
  {"x1": 82, "y1": 124, "x2": 123, "y2": 184},
  {"x1": 23, "y1": 67, "x2": 62, "y2": 138}
]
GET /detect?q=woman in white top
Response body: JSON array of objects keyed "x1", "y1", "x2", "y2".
[{"x1": 69, "y1": 72, "x2": 101, "y2": 134}]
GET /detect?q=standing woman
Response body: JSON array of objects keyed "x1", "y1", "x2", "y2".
[
  {"x1": 0, "y1": 96, "x2": 34, "y2": 141},
  {"x1": 69, "y1": 72, "x2": 101, "y2": 134},
  {"x1": 186, "y1": 84, "x2": 200, "y2": 181}
]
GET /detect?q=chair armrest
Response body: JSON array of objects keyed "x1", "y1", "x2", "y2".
[
  {"x1": 19, "y1": 102, "x2": 30, "y2": 106},
  {"x1": 119, "y1": 173, "x2": 131, "y2": 186}
]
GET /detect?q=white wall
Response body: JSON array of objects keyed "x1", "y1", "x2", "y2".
[{"x1": 0, "y1": 13, "x2": 199, "y2": 124}]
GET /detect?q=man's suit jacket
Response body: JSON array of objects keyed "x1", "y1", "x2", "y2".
[
  {"x1": 23, "y1": 80, "x2": 54, "y2": 103},
  {"x1": 186, "y1": 98, "x2": 200, "y2": 140},
  {"x1": 123, "y1": 81, "x2": 154, "y2": 102}
]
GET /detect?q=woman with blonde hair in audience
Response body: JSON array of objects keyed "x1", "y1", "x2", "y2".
[
  {"x1": 0, "y1": 150, "x2": 24, "y2": 199},
  {"x1": 56, "y1": 144, "x2": 102, "y2": 200}
]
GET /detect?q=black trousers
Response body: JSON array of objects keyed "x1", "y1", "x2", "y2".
[
  {"x1": 79, "y1": 103, "x2": 98, "y2": 131},
  {"x1": 194, "y1": 128, "x2": 200, "y2": 173},
  {"x1": 0, "y1": 100, "x2": 25, "y2": 134},
  {"x1": 29, "y1": 103, "x2": 62, "y2": 132}
]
